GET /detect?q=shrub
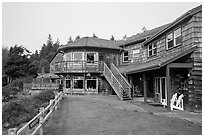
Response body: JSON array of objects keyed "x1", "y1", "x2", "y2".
[
  {"x1": 2, "y1": 89, "x2": 56, "y2": 129},
  {"x1": 33, "y1": 90, "x2": 55, "y2": 103}
]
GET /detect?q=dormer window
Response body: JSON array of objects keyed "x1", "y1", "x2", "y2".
[
  {"x1": 148, "y1": 41, "x2": 157, "y2": 57},
  {"x1": 166, "y1": 32, "x2": 174, "y2": 49},
  {"x1": 174, "y1": 27, "x2": 182, "y2": 46}
]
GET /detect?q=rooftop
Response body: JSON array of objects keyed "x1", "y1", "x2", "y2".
[
  {"x1": 118, "y1": 44, "x2": 198, "y2": 74},
  {"x1": 58, "y1": 37, "x2": 122, "y2": 50}
]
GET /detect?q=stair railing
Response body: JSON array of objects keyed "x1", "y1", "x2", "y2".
[
  {"x1": 103, "y1": 63, "x2": 123, "y2": 100},
  {"x1": 110, "y1": 63, "x2": 132, "y2": 99}
]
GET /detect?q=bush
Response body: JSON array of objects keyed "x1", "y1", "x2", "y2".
[
  {"x1": 2, "y1": 89, "x2": 56, "y2": 129},
  {"x1": 2, "y1": 86, "x2": 20, "y2": 102},
  {"x1": 2, "y1": 101, "x2": 32, "y2": 128},
  {"x1": 33, "y1": 90, "x2": 55, "y2": 103}
]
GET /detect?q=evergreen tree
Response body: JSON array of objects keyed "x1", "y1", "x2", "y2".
[
  {"x1": 92, "y1": 33, "x2": 98, "y2": 38},
  {"x1": 67, "y1": 36, "x2": 73, "y2": 43},
  {"x1": 4, "y1": 45, "x2": 31, "y2": 81},
  {"x1": 75, "y1": 35, "x2": 80, "y2": 41}
]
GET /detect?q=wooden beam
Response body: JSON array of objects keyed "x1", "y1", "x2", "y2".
[
  {"x1": 166, "y1": 66, "x2": 171, "y2": 112},
  {"x1": 168, "y1": 63, "x2": 193, "y2": 68},
  {"x1": 143, "y1": 73, "x2": 147, "y2": 103}
]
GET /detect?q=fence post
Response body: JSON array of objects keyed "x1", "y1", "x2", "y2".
[
  {"x1": 8, "y1": 128, "x2": 17, "y2": 135},
  {"x1": 54, "y1": 95, "x2": 58, "y2": 110},
  {"x1": 39, "y1": 107, "x2": 44, "y2": 135}
]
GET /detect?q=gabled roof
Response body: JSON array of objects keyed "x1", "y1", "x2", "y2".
[
  {"x1": 143, "y1": 5, "x2": 202, "y2": 46},
  {"x1": 117, "y1": 23, "x2": 170, "y2": 47},
  {"x1": 118, "y1": 44, "x2": 198, "y2": 74},
  {"x1": 59, "y1": 37, "x2": 122, "y2": 50}
]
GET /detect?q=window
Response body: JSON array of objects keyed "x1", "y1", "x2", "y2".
[
  {"x1": 166, "y1": 27, "x2": 182, "y2": 50},
  {"x1": 148, "y1": 41, "x2": 157, "y2": 57},
  {"x1": 166, "y1": 32, "x2": 174, "y2": 49},
  {"x1": 65, "y1": 79, "x2": 71, "y2": 89},
  {"x1": 132, "y1": 49, "x2": 140, "y2": 58},
  {"x1": 86, "y1": 78, "x2": 97, "y2": 89},
  {"x1": 123, "y1": 51, "x2": 129, "y2": 62},
  {"x1": 73, "y1": 52, "x2": 84, "y2": 61},
  {"x1": 73, "y1": 77, "x2": 84, "y2": 89},
  {"x1": 63, "y1": 53, "x2": 72, "y2": 61},
  {"x1": 87, "y1": 52, "x2": 98, "y2": 63},
  {"x1": 174, "y1": 27, "x2": 182, "y2": 46}
]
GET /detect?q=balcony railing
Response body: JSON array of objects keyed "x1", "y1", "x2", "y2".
[
  {"x1": 54, "y1": 61, "x2": 104, "y2": 73},
  {"x1": 32, "y1": 83, "x2": 59, "y2": 90}
]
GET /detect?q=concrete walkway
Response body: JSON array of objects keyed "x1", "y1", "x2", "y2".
[{"x1": 130, "y1": 97, "x2": 202, "y2": 126}]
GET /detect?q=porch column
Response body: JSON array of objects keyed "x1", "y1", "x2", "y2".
[
  {"x1": 166, "y1": 66, "x2": 171, "y2": 111},
  {"x1": 143, "y1": 73, "x2": 147, "y2": 103},
  {"x1": 129, "y1": 75, "x2": 134, "y2": 98}
]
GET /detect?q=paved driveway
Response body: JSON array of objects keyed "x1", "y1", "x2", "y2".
[{"x1": 43, "y1": 95, "x2": 201, "y2": 135}]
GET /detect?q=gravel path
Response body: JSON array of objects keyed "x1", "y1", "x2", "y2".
[{"x1": 43, "y1": 95, "x2": 201, "y2": 135}]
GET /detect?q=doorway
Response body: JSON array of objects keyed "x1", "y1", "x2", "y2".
[{"x1": 155, "y1": 77, "x2": 167, "y2": 105}]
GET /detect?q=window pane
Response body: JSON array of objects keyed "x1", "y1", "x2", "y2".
[
  {"x1": 175, "y1": 36, "x2": 182, "y2": 45},
  {"x1": 168, "y1": 40, "x2": 174, "y2": 49},
  {"x1": 87, "y1": 80, "x2": 97, "y2": 89},
  {"x1": 73, "y1": 80, "x2": 83, "y2": 89},
  {"x1": 65, "y1": 80, "x2": 71, "y2": 88},
  {"x1": 149, "y1": 50, "x2": 152, "y2": 56},
  {"x1": 87, "y1": 53, "x2": 95, "y2": 62},
  {"x1": 153, "y1": 48, "x2": 157, "y2": 55},
  {"x1": 124, "y1": 57, "x2": 129, "y2": 61},
  {"x1": 64, "y1": 53, "x2": 71, "y2": 61},
  {"x1": 124, "y1": 51, "x2": 128, "y2": 56},
  {"x1": 167, "y1": 33, "x2": 173, "y2": 41},
  {"x1": 174, "y1": 27, "x2": 181, "y2": 38},
  {"x1": 74, "y1": 52, "x2": 83, "y2": 60},
  {"x1": 149, "y1": 45, "x2": 152, "y2": 50}
]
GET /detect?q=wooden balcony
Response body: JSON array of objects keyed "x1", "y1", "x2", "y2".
[{"x1": 54, "y1": 61, "x2": 104, "y2": 73}]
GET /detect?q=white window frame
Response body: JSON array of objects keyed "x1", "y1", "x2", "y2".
[
  {"x1": 65, "y1": 78, "x2": 71, "y2": 89},
  {"x1": 132, "y1": 49, "x2": 140, "y2": 58},
  {"x1": 123, "y1": 51, "x2": 129, "y2": 63},
  {"x1": 174, "y1": 27, "x2": 182, "y2": 46},
  {"x1": 86, "y1": 77, "x2": 98, "y2": 90},
  {"x1": 73, "y1": 52, "x2": 84, "y2": 61},
  {"x1": 73, "y1": 77, "x2": 84, "y2": 89},
  {"x1": 148, "y1": 41, "x2": 157, "y2": 57},
  {"x1": 86, "y1": 52, "x2": 98, "y2": 64},
  {"x1": 166, "y1": 32, "x2": 174, "y2": 50}
]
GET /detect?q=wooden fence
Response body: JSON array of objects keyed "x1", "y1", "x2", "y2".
[{"x1": 8, "y1": 92, "x2": 64, "y2": 135}]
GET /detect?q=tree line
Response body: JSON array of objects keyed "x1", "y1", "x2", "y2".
[{"x1": 2, "y1": 34, "x2": 60, "y2": 86}]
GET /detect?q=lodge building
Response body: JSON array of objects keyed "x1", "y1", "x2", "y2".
[{"x1": 33, "y1": 5, "x2": 202, "y2": 112}]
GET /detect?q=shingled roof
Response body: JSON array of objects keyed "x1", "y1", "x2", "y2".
[
  {"x1": 117, "y1": 23, "x2": 170, "y2": 47},
  {"x1": 118, "y1": 44, "x2": 198, "y2": 74},
  {"x1": 143, "y1": 5, "x2": 202, "y2": 46},
  {"x1": 59, "y1": 37, "x2": 122, "y2": 50}
]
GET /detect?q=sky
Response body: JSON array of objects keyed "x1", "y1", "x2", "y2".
[{"x1": 2, "y1": 1, "x2": 201, "y2": 53}]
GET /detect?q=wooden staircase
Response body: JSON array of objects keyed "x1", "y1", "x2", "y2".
[{"x1": 103, "y1": 63, "x2": 132, "y2": 100}]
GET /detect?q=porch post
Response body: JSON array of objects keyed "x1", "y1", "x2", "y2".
[
  {"x1": 166, "y1": 65, "x2": 171, "y2": 111},
  {"x1": 129, "y1": 75, "x2": 134, "y2": 98},
  {"x1": 143, "y1": 73, "x2": 147, "y2": 103}
]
